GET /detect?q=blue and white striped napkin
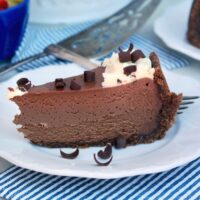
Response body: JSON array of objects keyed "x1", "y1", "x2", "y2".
[
  {"x1": 0, "y1": 23, "x2": 197, "y2": 200},
  {"x1": 0, "y1": 158, "x2": 199, "y2": 200}
]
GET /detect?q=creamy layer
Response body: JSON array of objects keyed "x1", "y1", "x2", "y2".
[
  {"x1": 102, "y1": 52, "x2": 155, "y2": 88},
  {"x1": 7, "y1": 51, "x2": 155, "y2": 98}
]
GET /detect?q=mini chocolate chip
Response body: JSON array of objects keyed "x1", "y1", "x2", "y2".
[
  {"x1": 60, "y1": 148, "x2": 79, "y2": 159},
  {"x1": 119, "y1": 52, "x2": 132, "y2": 63},
  {"x1": 117, "y1": 79, "x2": 122, "y2": 83},
  {"x1": 123, "y1": 65, "x2": 136, "y2": 75},
  {"x1": 93, "y1": 154, "x2": 113, "y2": 166},
  {"x1": 118, "y1": 43, "x2": 134, "y2": 63},
  {"x1": 17, "y1": 78, "x2": 31, "y2": 91},
  {"x1": 119, "y1": 43, "x2": 134, "y2": 53},
  {"x1": 84, "y1": 71, "x2": 95, "y2": 82},
  {"x1": 70, "y1": 80, "x2": 81, "y2": 90},
  {"x1": 131, "y1": 50, "x2": 145, "y2": 62},
  {"x1": 114, "y1": 136, "x2": 126, "y2": 149},
  {"x1": 55, "y1": 78, "x2": 66, "y2": 90},
  {"x1": 97, "y1": 143, "x2": 112, "y2": 159}
]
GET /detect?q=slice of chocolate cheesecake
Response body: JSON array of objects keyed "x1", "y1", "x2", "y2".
[{"x1": 8, "y1": 45, "x2": 182, "y2": 148}]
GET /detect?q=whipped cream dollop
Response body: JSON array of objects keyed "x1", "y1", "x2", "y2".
[
  {"x1": 101, "y1": 52, "x2": 155, "y2": 88},
  {"x1": 7, "y1": 88, "x2": 27, "y2": 99}
]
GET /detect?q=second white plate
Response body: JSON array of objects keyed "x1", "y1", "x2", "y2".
[{"x1": 154, "y1": 0, "x2": 200, "y2": 61}]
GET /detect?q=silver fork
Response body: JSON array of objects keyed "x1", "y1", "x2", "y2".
[{"x1": 178, "y1": 96, "x2": 199, "y2": 114}]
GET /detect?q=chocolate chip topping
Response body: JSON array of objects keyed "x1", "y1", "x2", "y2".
[
  {"x1": 123, "y1": 65, "x2": 136, "y2": 76},
  {"x1": 131, "y1": 50, "x2": 145, "y2": 62},
  {"x1": 93, "y1": 154, "x2": 113, "y2": 166},
  {"x1": 84, "y1": 71, "x2": 95, "y2": 83},
  {"x1": 55, "y1": 78, "x2": 66, "y2": 90},
  {"x1": 114, "y1": 136, "x2": 126, "y2": 149},
  {"x1": 70, "y1": 80, "x2": 81, "y2": 90},
  {"x1": 118, "y1": 43, "x2": 134, "y2": 63},
  {"x1": 17, "y1": 78, "x2": 31, "y2": 91},
  {"x1": 97, "y1": 143, "x2": 112, "y2": 159},
  {"x1": 117, "y1": 79, "x2": 122, "y2": 83},
  {"x1": 60, "y1": 148, "x2": 79, "y2": 159}
]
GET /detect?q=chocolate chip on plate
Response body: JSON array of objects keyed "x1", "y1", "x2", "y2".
[
  {"x1": 131, "y1": 50, "x2": 145, "y2": 62},
  {"x1": 93, "y1": 154, "x2": 113, "y2": 166},
  {"x1": 97, "y1": 143, "x2": 112, "y2": 160},
  {"x1": 114, "y1": 136, "x2": 126, "y2": 149},
  {"x1": 60, "y1": 148, "x2": 79, "y2": 159},
  {"x1": 84, "y1": 71, "x2": 95, "y2": 82}
]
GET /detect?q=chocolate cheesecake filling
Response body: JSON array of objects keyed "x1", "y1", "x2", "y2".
[{"x1": 10, "y1": 52, "x2": 182, "y2": 147}]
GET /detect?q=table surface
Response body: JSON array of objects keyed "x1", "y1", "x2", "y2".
[{"x1": 0, "y1": 0, "x2": 199, "y2": 198}]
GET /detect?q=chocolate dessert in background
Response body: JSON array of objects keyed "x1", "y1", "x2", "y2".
[
  {"x1": 187, "y1": 0, "x2": 200, "y2": 48},
  {"x1": 8, "y1": 44, "x2": 182, "y2": 148}
]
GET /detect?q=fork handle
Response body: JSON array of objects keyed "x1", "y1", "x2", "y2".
[{"x1": 0, "y1": 52, "x2": 47, "y2": 76}]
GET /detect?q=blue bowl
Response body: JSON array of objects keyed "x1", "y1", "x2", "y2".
[{"x1": 0, "y1": 0, "x2": 29, "y2": 60}]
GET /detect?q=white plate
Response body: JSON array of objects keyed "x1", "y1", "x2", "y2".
[
  {"x1": 0, "y1": 64, "x2": 200, "y2": 179},
  {"x1": 154, "y1": 0, "x2": 200, "y2": 61}
]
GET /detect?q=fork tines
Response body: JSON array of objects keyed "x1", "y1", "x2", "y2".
[
  {"x1": 182, "y1": 96, "x2": 199, "y2": 100},
  {"x1": 178, "y1": 96, "x2": 199, "y2": 114}
]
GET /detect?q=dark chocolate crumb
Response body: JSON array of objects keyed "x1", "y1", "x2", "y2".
[
  {"x1": 97, "y1": 143, "x2": 112, "y2": 159},
  {"x1": 60, "y1": 148, "x2": 79, "y2": 159},
  {"x1": 114, "y1": 136, "x2": 126, "y2": 149},
  {"x1": 131, "y1": 50, "x2": 145, "y2": 62},
  {"x1": 55, "y1": 78, "x2": 66, "y2": 90},
  {"x1": 93, "y1": 154, "x2": 113, "y2": 166},
  {"x1": 8, "y1": 87, "x2": 14, "y2": 92},
  {"x1": 123, "y1": 65, "x2": 136, "y2": 75},
  {"x1": 70, "y1": 80, "x2": 81, "y2": 90},
  {"x1": 117, "y1": 79, "x2": 122, "y2": 83},
  {"x1": 118, "y1": 43, "x2": 134, "y2": 63},
  {"x1": 17, "y1": 78, "x2": 31, "y2": 91},
  {"x1": 84, "y1": 71, "x2": 95, "y2": 82}
]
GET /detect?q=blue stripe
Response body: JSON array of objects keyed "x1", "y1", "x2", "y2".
[
  {"x1": 171, "y1": 172, "x2": 200, "y2": 198},
  {"x1": 141, "y1": 160, "x2": 200, "y2": 200},
  {"x1": 10, "y1": 174, "x2": 59, "y2": 200},
  {"x1": 100, "y1": 176, "x2": 147, "y2": 200},
  {"x1": 26, "y1": 175, "x2": 62, "y2": 200},
  {"x1": 91, "y1": 177, "x2": 131, "y2": 199},
  {"x1": 8, "y1": 174, "x2": 46, "y2": 198},
  {"x1": 29, "y1": 176, "x2": 64, "y2": 199},
  {"x1": 15, "y1": 174, "x2": 56, "y2": 200},
  {"x1": 132, "y1": 163, "x2": 191, "y2": 199},
  {"x1": 57, "y1": 179, "x2": 95, "y2": 199},
  {"x1": 3, "y1": 171, "x2": 40, "y2": 198},
  {"x1": 37, "y1": 177, "x2": 75, "y2": 199},
  {"x1": 68, "y1": 179, "x2": 106, "y2": 199},
  {"x1": 157, "y1": 160, "x2": 200, "y2": 199},
  {"x1": 46, "y1": 178, "x2": 86, "y2": 199},
  {"x1": 186, "y1": 186, "x2": 200, "y2": 200},
  {"x1": 0, "y1": 170, "x2": 33, "y2": 192},
  {"x1": 79, "y1": 179, "x2": 113, "y2": 199},
  {"x1": 0, "y1": 167, "x2": 20, "y2": 183}
]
